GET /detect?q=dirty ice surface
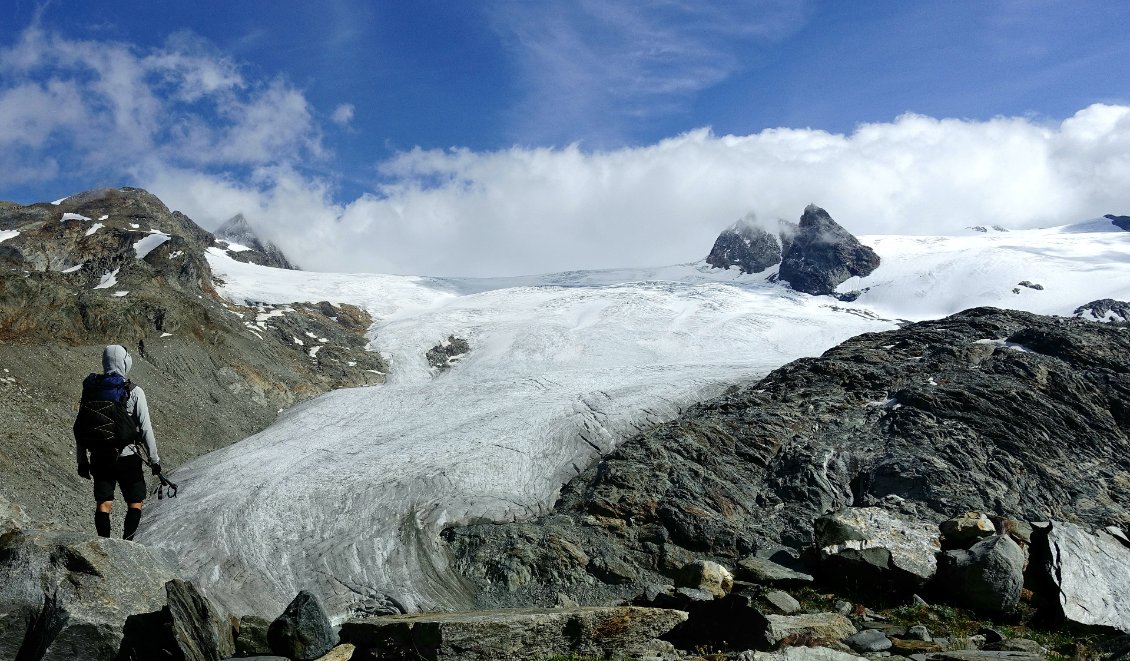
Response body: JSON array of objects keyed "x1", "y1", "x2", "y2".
[{"x1": 140, "y1": 218, "x2": 1130, "y2": 619}]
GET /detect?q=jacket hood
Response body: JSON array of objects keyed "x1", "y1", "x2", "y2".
[{"x1": 102, "y1": 345, "x2": 132, "y2": 376}]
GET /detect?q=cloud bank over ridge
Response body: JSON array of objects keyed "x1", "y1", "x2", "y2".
[
  {"x1": 2, "y1": 26, "x2": 1129, "y2": 277},
  {"x1": 158, "y1": 104, "x2": 1130, "y2": 277}
]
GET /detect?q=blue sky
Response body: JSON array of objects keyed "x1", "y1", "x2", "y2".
[{"x1": 2, "y1": 1, "x2": 1130, "y2": 275}]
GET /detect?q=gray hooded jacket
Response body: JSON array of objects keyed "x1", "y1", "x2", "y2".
[{"x1": 75, "y1": 344, "x2": 161, "y2": 465}]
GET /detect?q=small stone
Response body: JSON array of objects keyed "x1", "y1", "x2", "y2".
[
  {"x1": 939, "y1": 512, "x2": 996, "y2": 547},
  {"x1": 907, "y1": 625, "x2": 931, "y2": 641},
  {"x1": 763, "y1": 590, "x2": 801, "y2": 614},
  {"x1": 736, "y1": 555, "x2": 815, "y2": 587},
  {"x1": 675, "y1": 559, "x2": 734, "y2": 598},
  {"x1": 912, "y1": 594, "x2": 930, "y2": 607},
  {"x1": 977, "y1": 627, "x2": 1004, "y2": 644},
  {"x1": 835, "y1": 599, "x2": 853, "y2": 615},
  {"x1": 555, "y1": 592, "x2": 578, "y2": 608},
  {"x1": 674, "y1": 586, "x2": 716, "y2": 602},
  {"x1": 846, "y1": 629, "x2": 892, "y2": 653}
]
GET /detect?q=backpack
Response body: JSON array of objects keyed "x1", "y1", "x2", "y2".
[{"x1": 73, "y1": 373, "x2": 141, "y2": 453}]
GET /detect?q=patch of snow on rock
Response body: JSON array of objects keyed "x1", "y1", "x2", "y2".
[
  {"x1": 93, "y1": 268, "x2": 119, "y2": 289},
  {"x1": 84, "y1": 223, "x2": 104, "y2": 236},
  {"x1": 133, "y1": 232, "x2": 171, "y2": 259},
  {"x1": 0, "y1": 230, "x2": 19, "y2": 244},
  {"x1": 61, "y1": 212, "x2": 91, "y2": 222}
]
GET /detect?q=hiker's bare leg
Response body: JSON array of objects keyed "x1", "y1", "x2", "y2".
[{"x1": 97, "y1": 500, "x2": 113, "y2": 513}]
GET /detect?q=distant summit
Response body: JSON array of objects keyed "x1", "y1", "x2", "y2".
[
  {"x1": 213, "y1": 213, "x2": 298, "y2": 270},
  {"x1": 705, "y1": 205, "x2": 880, "y2": 296},
  {"x1": 704, "y1": 213, "x2": 798, "y2": 275},
  {"x1": 778, "y1": 204, "x2": 880, "y2": 295},
  {"x1": 1105, "y1": 214, "x2": 1130, "y2": 232}
]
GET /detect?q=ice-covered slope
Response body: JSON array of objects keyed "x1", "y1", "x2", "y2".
[{"x1": 139, "y1": 219, "x2": 1130, "y2": 620}]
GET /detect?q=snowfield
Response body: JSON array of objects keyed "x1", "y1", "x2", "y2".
[{"x1": 140, "y1": 219, "x2": 1130, "y2": 619}]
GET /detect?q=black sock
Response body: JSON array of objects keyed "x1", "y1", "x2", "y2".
[
  {"x1": 123, "y1": 508, "x2": 142, "y2": 541},
  {"x1": 95, "y1": 511, "x2": 111, "y2": 538}
]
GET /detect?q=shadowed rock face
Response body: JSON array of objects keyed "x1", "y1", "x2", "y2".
[
  {"x1": 705, "y1": 216, "x2": 799, "y2": 275},
  {"x1": 778, "y1": 205, "x2": 880, "y2": 295},
  {"x1": 214, "y1": 213, "x2": 298, "y2": 270},
  {"x1": 1105, "y1": 214, "x2": 1130, "y2": 231},
  {"x1": 445, "y1": 307, "x2": 1130, "y2": 608}
]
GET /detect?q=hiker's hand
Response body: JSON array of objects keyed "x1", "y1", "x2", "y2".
[
  {"x1": 151, "y1": 463, "x2": 162, "y2": 476},
  {"x1": 77, "y1": 463, "x2": 90, "y2": 480}
]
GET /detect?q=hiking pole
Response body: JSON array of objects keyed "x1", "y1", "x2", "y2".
[
  {"x1": 132, "y1": 443, "x2": 180, "y2": 498},
  {"x1": 154, "y1": 473, "x2": 179, "y2": 499}
]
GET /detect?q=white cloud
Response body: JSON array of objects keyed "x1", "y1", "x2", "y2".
[
  {"x1": 146, "y1": 103, "x2": 1130, "y2": 278},
  {"x1": 0, "y1": 26, "x2": 324, "y2": 186},
  {"x1": 331, "y1": 103, "x2": 355, "y2": 126}
]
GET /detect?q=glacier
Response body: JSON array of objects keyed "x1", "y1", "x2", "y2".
[{"x1": 139, "y1": 220, "x2": 1130, "y2": 619}]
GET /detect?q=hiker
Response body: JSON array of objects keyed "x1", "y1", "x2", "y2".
[{"x1": 74, "y1": 344, "x2": 162, "y2": 540}]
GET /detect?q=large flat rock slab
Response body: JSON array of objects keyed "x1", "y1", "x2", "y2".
[
  {"x1": 339, "y1": 606, "x2": 688, "y2": 660},
  {"x1": 1039, "y1": 521, "x2": 1130, "y2": 633}
]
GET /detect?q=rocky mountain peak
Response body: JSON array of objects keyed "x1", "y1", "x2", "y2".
[
  {"x1": 1105, "y1": 214, "x2": 1130, "y2": 231},
  {"x1": 778, "y1": 204, "x2": 880, "y2": 295},
  {"x1": 213, "y1": 213, "x2": 298, "y2": 270},
  {"x1": 705, "y1": 213, "x2": 798, "y2": 275}
]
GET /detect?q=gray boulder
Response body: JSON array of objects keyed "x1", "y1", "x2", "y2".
[
  {"x1": 1035, "y1": 521, "x2": 1130, "y2": 633},
  {"x1": 778, "y1": 205, "x2": 880, "y2": 295},
  {"x1": 815, "y1": 507, "x2": 939, "y2": 597},
  {"x1": 0, "y1": 529, "x2": 180, "y2": 661},
  {"x1": 235, "y1": 615, "x2": 273, "y2": 656},
  {"x1": 674, "y1": 559, "x2": 733, "y2": 598},
  {"x1": 762, "y1": 590, "x2": 801, "y2": 615},
  {"x1": 846, "y1": 628, "x2": 892, "y2": 652},
  {"x1": 762, "y1": 612, "x2": 857, "y2": 648},
  {"x1": 339, "y1": 606, "x2": 688, "y2": 660},
  {"x1": 267, "y1": 590, "x2": 335, "y2": 661},
  {"x1": 165, "y1": 578, "x2": 235, "y2": 661},
  {"x1": 736, "y1": 554, "x2": 814, "y2": 587},
  {"x1": 936, "y1": 535, "x2": 1025, "y2": 614}
]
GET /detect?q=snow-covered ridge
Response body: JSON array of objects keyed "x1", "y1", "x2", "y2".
[{"x1": 141, "y1": 219, "x2": 1130, "y2": 620}]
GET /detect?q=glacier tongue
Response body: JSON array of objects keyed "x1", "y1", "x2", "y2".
[{"x1": 139, "y1": 262, "x2": 894, "y2": 619}]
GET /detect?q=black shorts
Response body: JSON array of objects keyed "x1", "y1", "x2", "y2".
[{"x1": 91, "y1": 453, "x2": 147, "y2": 503}]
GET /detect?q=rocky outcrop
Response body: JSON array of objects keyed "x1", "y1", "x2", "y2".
[
  {"x1": 338, "y1": 606, "x2": 688, "y2": 660},
  {"x1": 0, "y1": 529, "x2": 180, "y2": 660},
  {"x1": 446, "y1": 307, "x2": 1130, "y2": 609},
  {"x1": 778, "y1": 205, "x2": 880, "y2": 295},
  {"x1": 814, "y1": 507, "x2": 940, "y2": 597},
  {"x1": 213, "y1": 213, "x2": 298, "y2": 270},
  {"x1": 1074, "y1": 298, "x2": 1130, "y2": 323},
  {"x1": 426, "y1": 335, "x2": 471, "y2": 371},
  {"x1": 1106, "y1": 214, "x2": 1130, "y2": 231},
  {"x1": 706, "y1": 214, "x2": 798, "y2": 274},
  {"x1": 1034, "y1": 521, "x2": 1130, "y2": 633}
]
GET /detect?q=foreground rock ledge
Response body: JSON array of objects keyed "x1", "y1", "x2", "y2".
[{"x1": 339, "y1": 606, "x2": 688, "y2": 660}]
